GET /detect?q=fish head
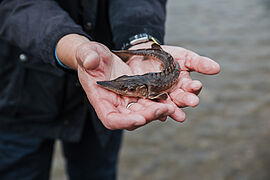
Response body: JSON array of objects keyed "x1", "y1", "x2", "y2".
[{"x1": 97, "y1": 75, "x2": 148, "y2": 98}]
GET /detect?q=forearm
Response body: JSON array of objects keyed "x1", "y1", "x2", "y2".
[
  {"x1": 109, "y1": 0, "x2": 167, "y2": 49},
  {"x1": 0, "y1": 0, "x2": 89, "y2": 66}
]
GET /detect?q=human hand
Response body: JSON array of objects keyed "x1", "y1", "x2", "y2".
[
  {"x1": 75, "y1": 41, "x2": 175, "y2": 130},
  {"x1": 56, "y1": 34, "x2": 219, "y2": 130},
  {"x1": 127, "y1": 42, "x2": 220, "y2": 122}
]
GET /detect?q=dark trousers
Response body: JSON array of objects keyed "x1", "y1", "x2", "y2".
[{"x1": 0, "y1": 120, "x2": 123, "y2": 180}]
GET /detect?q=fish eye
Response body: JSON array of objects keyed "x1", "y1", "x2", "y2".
[
  {"x1": 128, "y1": 86, "x2": 135, "y2": 91},
  {"x1": 120, "y1": 85, "x2": 126, "y2": 89}
]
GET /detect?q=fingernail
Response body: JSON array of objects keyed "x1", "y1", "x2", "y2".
[
  {"x1": 174, "y1": 110, "x2": 186, "y2": 122},
  {"x1": 187, "y1": 95, "x2": 199, "y2": 107},
  {"x1": 191, "y1": 81, "x2": 202, "y2": 90},
  {"x1": 185, "y1": 59, "x2": 191, "y2": 68},
  {"x1": 155, "y1": 110, "x2": 161, "y2": 117},
  {"x1": 83, "y1": 52, "x2": 100, "y2": 70},
  {"x1": 213, "y1": 62, "x2": 221, "y2": 73},
  {"x1": 134, "y1": 116, "x2": 146, "y2": 126}
]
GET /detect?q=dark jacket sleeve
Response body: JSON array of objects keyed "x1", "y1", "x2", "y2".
[
  {"x1": 0, "y1": 0, "x2": 90, "y2": 66},
  {"x1": 109, "y1": 0, "x2": 167, "y2": 49}
]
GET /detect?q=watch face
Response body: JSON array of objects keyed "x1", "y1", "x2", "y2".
[
  {"x1": 130, "y1": 36, "x2": 149, "y2": 45},
  {"x1": 122, "y1": 33, "x2": 152, "y2": 49}
]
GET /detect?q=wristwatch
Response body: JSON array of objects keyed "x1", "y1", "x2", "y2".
[{"x1": 121, "y1": 33, "x2": 161, "y2": 50}]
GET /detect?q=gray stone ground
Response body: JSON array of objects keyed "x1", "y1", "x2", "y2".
[{"x1": 51, "y1": 0, "x2": 270, "y2": 179}]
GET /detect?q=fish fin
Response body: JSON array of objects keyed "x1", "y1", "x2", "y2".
[
  {"x1": 151, "y1": 92, "x2": 168, "y2": 100},
  {"x1": 143, "y1": 56, "x2": 151, "y2": 61},
  {"x1": 112, "y1": 50, "x2": 133, "y2": 62},
  {"x1": 114, "y1": 75, "x2": 131, "y2": 81},
  {"x1": 151, "y1": 43, "x2": 162, "y2": 50},
  {"x1": 160, "y1": 64, "x2": 165, "y2": 71}
]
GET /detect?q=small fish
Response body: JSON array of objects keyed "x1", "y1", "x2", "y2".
[{"x1": 97, "y1": 43, "x2": 180, "y2": 100}]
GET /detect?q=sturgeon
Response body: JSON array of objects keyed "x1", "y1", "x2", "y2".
[{"x1": 97, "y1": 43, "x2": 180, "y2": 100}]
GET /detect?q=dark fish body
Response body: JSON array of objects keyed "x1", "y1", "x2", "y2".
[{"x1": 97, "y1": 43, "x2": 180, "y2": 100}]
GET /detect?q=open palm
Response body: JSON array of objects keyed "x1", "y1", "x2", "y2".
[
  {"x1": 77, "y1": 42, "x2": 175, "y2": 130},
  {"x1": 127, "y1": 43, "x2": 220, "y2": 121}
]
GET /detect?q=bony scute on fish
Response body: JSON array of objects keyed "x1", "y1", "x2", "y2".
[{"x1": 97, "y1": 43, "x2": 180, "y2": 100}]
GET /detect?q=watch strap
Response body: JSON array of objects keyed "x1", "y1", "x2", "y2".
[{"x1": 121, "y1": 33, "x2": 161, "y2": 50}]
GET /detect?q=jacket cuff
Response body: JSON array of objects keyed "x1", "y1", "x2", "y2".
[{"x1": 112, "y1": 26, "x2": 165, "y2": 49}]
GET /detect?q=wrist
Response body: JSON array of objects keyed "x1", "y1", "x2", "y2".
[
  {"x1": 128, "y1": 41, "x2": 155, "y2": 50},
  {"x1": 122, "y1": 33, "x2": 161, "y2": 50},
  {"x1": 56, "y1": 34, "x2": 90, "y2": 70}
]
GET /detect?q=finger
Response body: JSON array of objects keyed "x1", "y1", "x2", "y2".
[
  {"x1": 107, "y1": 112, "x2": 146, "y2": 129},
  {"x1": 76, "y1": 42, "x2": 112, "y2": 70},
  {"x1": 80, "y1": 74, "x2": 146, "y2": 130},
  {"x1": 170, "y1": 107, "x2": 186, "y2": 122},
  {"x1": 83, "y1": 51, "x2": 100, "y2": 70},
  {"x1": 176, "y1": 71, "x2": 202, "y2": 94},
  {"x1": 170, "y1": 89, "x2": 200, "y2": 108},
  {"x1": 94, "y1": 98, "x2": 147, "y2": 130},
  {"x1": 123, "y1": 100, "x2": 169, "y2": 122},
  {"x1": 125, "y1": 102, "x2": 144, "y2": 112},
  {"x1": 92, "y1": 96, "x2": 174, "y2": 130},
  {"x1": 107, "y1": 102, "x2": 174, "y2": 129},
  {"x1": 132, "y1": 100, "x2": 175, "y2": 123},
  {"x1": 123, "y1": 114, "x2": 167, "y2": 131},
  {"x1": 125, "y1": 100, "x2": 170, "y2": 122},
  {"x1": 181, "y1": 79, "x2": 202, "y2": 95},
  {"x1": 184, "y1": 54, "x2": 220, "y2": 75},
  {"x1": 161, "y1": 97, "x2": 186, "y2": 122},
  {"x1": 162, "y1": 46, "x2": 220, "y2": 75}
]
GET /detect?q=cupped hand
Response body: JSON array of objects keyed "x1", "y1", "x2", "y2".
[
  {"x1": 127, "y1": 42, "x2": 220, "y2": 122},
  {"x1": 76, "y1": 42, "x2": 175, "y2": 130}
]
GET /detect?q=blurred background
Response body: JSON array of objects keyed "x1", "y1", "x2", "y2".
[{"x1": 52, "y1": 0, "x2": 270, "y2": 179}]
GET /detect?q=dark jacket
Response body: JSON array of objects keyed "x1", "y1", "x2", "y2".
[{"x1": 0, "y1": 0, "x2": 166, "y2": 142}]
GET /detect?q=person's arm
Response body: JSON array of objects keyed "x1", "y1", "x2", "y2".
[
  {"x1": 0, "y1": 0, "x2": 175, "y2": 130},
  {"x1": 57, "y1": 0, "x2": 220, "y2": 129},
  {"x1": 0, "y1": 0, "x2": 90, "y2": 67},
  {"x1": 109, "y1": 0, "x2": 166, "y2": 49},
  {"x1": 59, "y1": 38, "x2": 176, "y2": 130},
  {"x1": 109, "y1": 0, "x2": 220, "y2": 122}
]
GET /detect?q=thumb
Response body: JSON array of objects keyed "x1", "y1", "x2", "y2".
[
  {"x1": 76, "y1": 43, "x2": 101, "y2": 70},
  {"x1": 82, "y1": 50, "x2": 100, "y2": 70}
]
